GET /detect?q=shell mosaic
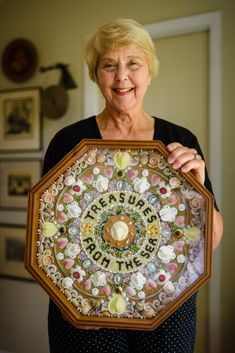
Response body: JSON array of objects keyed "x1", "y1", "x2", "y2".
[{"x1": 27, "y1": 141, "x2": 213, "y2": 329}]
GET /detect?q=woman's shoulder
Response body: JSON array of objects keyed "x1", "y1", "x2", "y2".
[
  {"x1": 53, "y1": 116, "x2": 97, "y2": 140},
  {"x1": 154, "y1": 116, "x2": 198, "y2": 148},
  {"x1": 42, "y1": 116, "x2": 98, "y2": 175}
]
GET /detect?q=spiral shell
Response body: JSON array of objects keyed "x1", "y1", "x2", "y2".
[
  {"x1": 148, "y1": 156, "x2": 158, "y2": 167},
  {"x1": 143, "y1": 303, "x2": 155, "y2": 318},
  {"x1": 139, "y1": 156, "x2": 149, "y2": 165}
]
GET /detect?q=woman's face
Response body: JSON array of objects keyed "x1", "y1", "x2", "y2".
[{"x1": 97, "y1": 47, "x2": 151, "y2": 114}]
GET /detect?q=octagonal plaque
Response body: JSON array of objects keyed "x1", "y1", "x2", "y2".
[{"x1": 25, "y1": 140, "x2": 213, "y2": 330}]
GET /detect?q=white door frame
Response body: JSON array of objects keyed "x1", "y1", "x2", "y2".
[{"x1": 83, "y1": 12, "x2": 221, "y2": 353}]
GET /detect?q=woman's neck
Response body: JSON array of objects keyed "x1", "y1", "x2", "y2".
[{"x1": 96, "y1": 108, "x2": 154, "y2": 140}]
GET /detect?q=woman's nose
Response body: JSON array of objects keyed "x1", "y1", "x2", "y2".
[{"x1": 115, "y1": 64, "x2": 128, "y2": 81}]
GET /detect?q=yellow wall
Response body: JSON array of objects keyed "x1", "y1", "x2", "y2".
[{"x1": 0, "y1": 0, "x2": 234, "y2": 352}]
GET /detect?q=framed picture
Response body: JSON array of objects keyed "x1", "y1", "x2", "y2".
[
  {"x1": 0, "y1": 159, "x2": 41, "y2": 209},
  {"x1": 0, "y1": 225, "x2": 32, "y2": 280},
  {"x1": 0, "y1": 87, "x2": 41, "y2": 151}
]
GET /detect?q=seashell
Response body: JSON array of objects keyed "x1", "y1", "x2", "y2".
[
  {"x1": 68, "y1": 226, "x2": 79, "y2": 236},
  {"x1": 57, "y1": 212, "x2": 68, "y2": 224},
  {"x1": 104, "y1": 168, "x2": 113, "y2": 179},
  {"x1": 102, "y1": 283, "x2": 111, "y2": 296},
  {"x1": 148, "y1": 156, "x2": 159, "y2": 167},
  {"x1": 64, "y1": 258, "x2": 74, "y2": 269},
  {"x1": 82, "y1": 174, "x2": 94, "y2": 184},
  {"x1": 86, "y1": 156, "x2": 96, "y2": 165},
  {"x1": 163, "y1": 168, "x2": 172, "y2": 176},
  {"x1": 62, "y1": 277, "x2": 73, "y2": 289},
  {"x1": 42, "y1": 222, "x2": 58, "y2": 237},
  {"x1": 48, "y1": 260, "x2": 57, "y2": 273},
  {"x1": 80, "y1": 161, "x2": 88, "y2": 169},
  {"x1": 84, "y1": 193, "x2": 94, "y2": 202},
  {"x1": 56, "y1": 176, "x2": 64, "y2": 184},
  {"x1": 138, "y1": 291, "x2": 146, "y2": 299},
  {"x1": 83, "y1": 259, "x2": 92, "y2": 269},
  {"x1": 42, "y1": 255, "x2": 54, "y2": 266},
  {"x1": 108, "y1": 294, "x2": 126, "y2": 315},
  {"x1": 169, "y1": 177, "x2": 181, "y2": 188},
  {"x1": 173, "y1": 240, "x2": 185, "y2": 252},
  {"x1": 114, "y1": 273, "x2": 123, "y2": 285},
  {"x1": 163, "y1": 281, "x2": 175, "y2": 295},
  {"x1": 162, "y1": 297, "x2": 173, "y2": 305},
  {"x1": 166, "y1": 262, "x2": 178, "y2": 274},
  {"x1": 184, "y1": 227, "x2": 201, "y2": 241},
  {"x1": 148, "y1": 195, "x2": 158, "y2": 205},
  {"x1": 150, "y1": 174, "x2": 161, "y2": 186},
  {"x1": 64, "y1": 175, "x2": 75, "y2": 186},
  {"x1": 50, "y1": 274, "x2": 58, "y2": 284},
  {"x1": 92, "y1": 288, "x2": 99, "y2": 296},
  {"x1": 146, "y1": 279, "x2": 157, "y2": 291},
  {"x1": 72, "y1": 298, "x2": 79, "y2": 307},
  {"x1": 139, "y1": 156, "x2": 149, "y2": 165},
  {"x1": 56, "y1": 280, "x2": 63, "y2": 290},
  {"x1": 56, "y1": 203, "x2": 64, "y2": 212},
  {"x1": 125, "y1": 286, "x2": 136, "y2": 297},
  {"x1": 143, "y1": 303, "x2": 155, "y2": 318},
  {"x1": 58, "y1": 237, "x2": 68, "y2": 249},
  {"x1": 116, "y1": 180, "x2": 125, "y2": 190},
  {"x1": 114, "y1": 151, "x2": 131, "y2": 171},
  {"x1": 96, "y1": 154, "x2": 106, "y2": 163},
  {"x1": 84, "y1": 278, "x2": 92, "y2": 291},
  {"x1": 81, "y1": 299, "x2": 92, "y2": 315},
  {"x1": 101, "y1": 311, "x2": 112, "y2": 317},
  {"x1": 190, "y1": 197, "x2": 201, "y2": 209},
  {"x1": 63, "y1": 193, "x2": 74, "y2": 203},
  {"x1": 147, "y1": 261, "x2": 157, "y2": 273},
  {"x1": 136, "y1": 301, "x2": 144, "y2": 311},
  {"x1": 177, "y1": 254, "x2": 186, "y2": 263},
  {"x1": 64, "y1": 289, "x2": 72, "y2": 298},
  {"x1": 128, "y1": 168, "x2": 138, "y2": 180},
  {"x1": 186, "y1": 190, "x2": 195, "y2": 199}
]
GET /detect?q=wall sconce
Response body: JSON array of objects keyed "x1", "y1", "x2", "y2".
[
  {"x1": 40, "y1": 63, "x2": 77, "y2": 90},
  {"x1": 40, "y1": 62, "x2": 77, "y2": 119}
]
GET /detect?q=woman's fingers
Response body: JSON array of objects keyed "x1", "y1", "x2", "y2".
[{"x1": 167, "y1": 143, "x2": 205, "y2": 185}]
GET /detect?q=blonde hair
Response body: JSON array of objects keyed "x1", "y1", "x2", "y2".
[{"x1": 84, "y1": 18, "x2": 159, "y2": 83}]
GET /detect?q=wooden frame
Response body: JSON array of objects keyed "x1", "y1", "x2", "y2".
[
  {"x1": 0, "y1": 87, "x2": 41, "y2": 152},
  {"x1": 0, "y1": 159, "x2": 41, "y2": 209},
  {"x1": 0, "y1": 225, "x2": 32, "y2": 280},
  {"x1": 26, "y1": 139, "x2": 213, "y2": 330}
]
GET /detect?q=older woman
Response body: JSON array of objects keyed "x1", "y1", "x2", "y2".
[{"x1": 43, "y1": 19, "x2": 223, "y2": 353}]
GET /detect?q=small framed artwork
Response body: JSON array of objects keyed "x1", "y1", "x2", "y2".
[
  {"x1": 0, "y1": 225, "x2": 32, "y2": 280},
  {"x1": 0, "y1": 87, "x2": 41, "y2": 151},
  {"x1": 0, "y1": 159, "x2": 41, "y2": 209}
]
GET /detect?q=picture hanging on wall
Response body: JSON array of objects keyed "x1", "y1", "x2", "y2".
[
  {"x1": 0, "y1": 159, "x2": 41, "y2": 209},
  {"x1": 0, "y1": 87, "x2": 41, "y2": 152},
  {"x1": 0, "y1": 225, "x2": 32, "y2": 280}
]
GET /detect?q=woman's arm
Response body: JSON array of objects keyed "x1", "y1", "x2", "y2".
[{"x1": 167, "y1": 142, "x2": 223, "y2": 250}]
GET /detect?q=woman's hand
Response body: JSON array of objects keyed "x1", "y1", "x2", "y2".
[
  {"x1": 167, "y1": 142, "x2": 205, "y2": 185},
  {"x1": 167, "y1": 142, "x2": 223, "y2": 250}
]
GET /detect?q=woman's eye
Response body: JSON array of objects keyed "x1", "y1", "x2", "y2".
[
  {"x1": 128, "y1": 61, "x2": 140, "y2": 69},
  {"x1": 102, "y1": 64, "x2": 116, "y2": 71}
]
